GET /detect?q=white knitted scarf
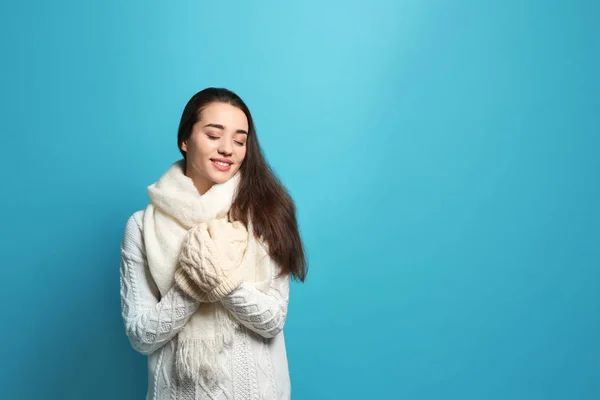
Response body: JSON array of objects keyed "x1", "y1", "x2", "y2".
[{"x1": 142, "y1": 159, "x2": 272, "y2": 386}]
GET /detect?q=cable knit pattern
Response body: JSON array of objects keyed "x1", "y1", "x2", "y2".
[
  {"x1": 143, "y1": 160, "x2": 275, "y2": 386},
  {"x1": 221, "y1": 271, "x2": 290, "y2": 339},
  {"x1": 258, "y1": 342, "x2": 277, "y2": 400},
  {"x1": 232, "y1": 328, "x2": 260, "y2": 400},
  {"x1": 120, "y1": 215, "x2": 199, "y2": 355},
  {"x1": 120, "y1": 210, "x2": 292, "y2": 400},
  {"x1": 176, "y1": 220, "x2": 248, "y2": 303}
]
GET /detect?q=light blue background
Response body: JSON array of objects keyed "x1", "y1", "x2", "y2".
[{"x1": 1, "y1": 1, "x2": 598, "y2": 399}]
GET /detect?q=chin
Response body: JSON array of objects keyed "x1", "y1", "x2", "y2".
[{"x1": 208, "y1": 171, "x2": 234, "y2": 184}]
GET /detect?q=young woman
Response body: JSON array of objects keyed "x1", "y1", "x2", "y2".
[{"x1": 119, "y1": 87, "x2": 307, "y2": 400}]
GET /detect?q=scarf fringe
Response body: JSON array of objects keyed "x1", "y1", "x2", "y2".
[
  {"x1": 176, "y1": 307, "x2": 240, "y2": 385},
  {"x1": 144, "y1": 160, "x2": 271, "y2": 384}
]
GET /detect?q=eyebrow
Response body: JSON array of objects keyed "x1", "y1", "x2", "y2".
[{"x1": 203, "y1": 123, "x2": 248, "y2": 135}]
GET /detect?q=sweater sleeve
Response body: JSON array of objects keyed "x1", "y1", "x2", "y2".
[
  {"x1": 220, "y1": 262, "x2": 291, "y2": 339},
  {"x1": 119, "y1": 211, "x2": 200, "y2": 355}
]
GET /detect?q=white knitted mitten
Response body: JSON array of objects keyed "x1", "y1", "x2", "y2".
[{"x1": 175, "y1": 219, "x2": 248, "y2": 302}]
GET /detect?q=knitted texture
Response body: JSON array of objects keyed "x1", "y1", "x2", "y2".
[
  {"x1": 120, "y1": 210, "x2": 292, "y2": 399},
  {"x1": 176, "y1": 219, "x2": 248, "y2": 303},
  {"x1": 142, "y1": 159, "x2": 273, "y2": 386}
]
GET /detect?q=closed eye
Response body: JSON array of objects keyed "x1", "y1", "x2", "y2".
[
  {"x1": 207, "y1": 135, "x2": 220, "y2": 140},
  {"x1": 234, "y1": 141, "x2": 245, "y2": 146}
]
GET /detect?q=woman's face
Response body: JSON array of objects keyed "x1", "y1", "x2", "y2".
[{"x1": 181, "y1": 102, "x2": 248, "y2": 194}]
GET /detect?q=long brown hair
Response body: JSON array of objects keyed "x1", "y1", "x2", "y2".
[{"x1": 177, "y1": 87, "x2": 307, "y2": 282}]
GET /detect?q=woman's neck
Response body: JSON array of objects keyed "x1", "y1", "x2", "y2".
[{"x1": 184, "y1": 164, "x2": 213, "y2": 195}]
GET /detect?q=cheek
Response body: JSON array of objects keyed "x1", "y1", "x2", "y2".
[
  {"x1": 238, "y1": 147, "x2": 248, "y2": 162},
  {"x1": 190, "y1": 137, "x2": 215, "y2": 158}
]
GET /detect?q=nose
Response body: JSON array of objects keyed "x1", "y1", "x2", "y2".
[{"x1": 218, "y1": 138, "x2": 233, "y2": 156}]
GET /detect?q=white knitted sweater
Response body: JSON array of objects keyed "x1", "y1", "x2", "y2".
[{"x1": 120, "y1": 210, "x2": 292, "y2": 400}]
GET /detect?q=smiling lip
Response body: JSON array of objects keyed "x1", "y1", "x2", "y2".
[{"x1": 211, "y1": 158, "x2": 233, "y2": 172}]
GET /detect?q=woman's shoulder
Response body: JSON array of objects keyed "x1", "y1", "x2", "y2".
[
  {"x1": 124, "y1": 209, "x2": 145, "y2": 233},
  {"x1": 128, "y1": 209, "x2": 145, "y2": 228},
  {"x1": 122, "y1": 209, "x2": 146, "y2": 256}
]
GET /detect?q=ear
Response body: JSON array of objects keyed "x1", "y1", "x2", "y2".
[{"x1": 180, "y1": 140, "x2": 188, "y2": 152}]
